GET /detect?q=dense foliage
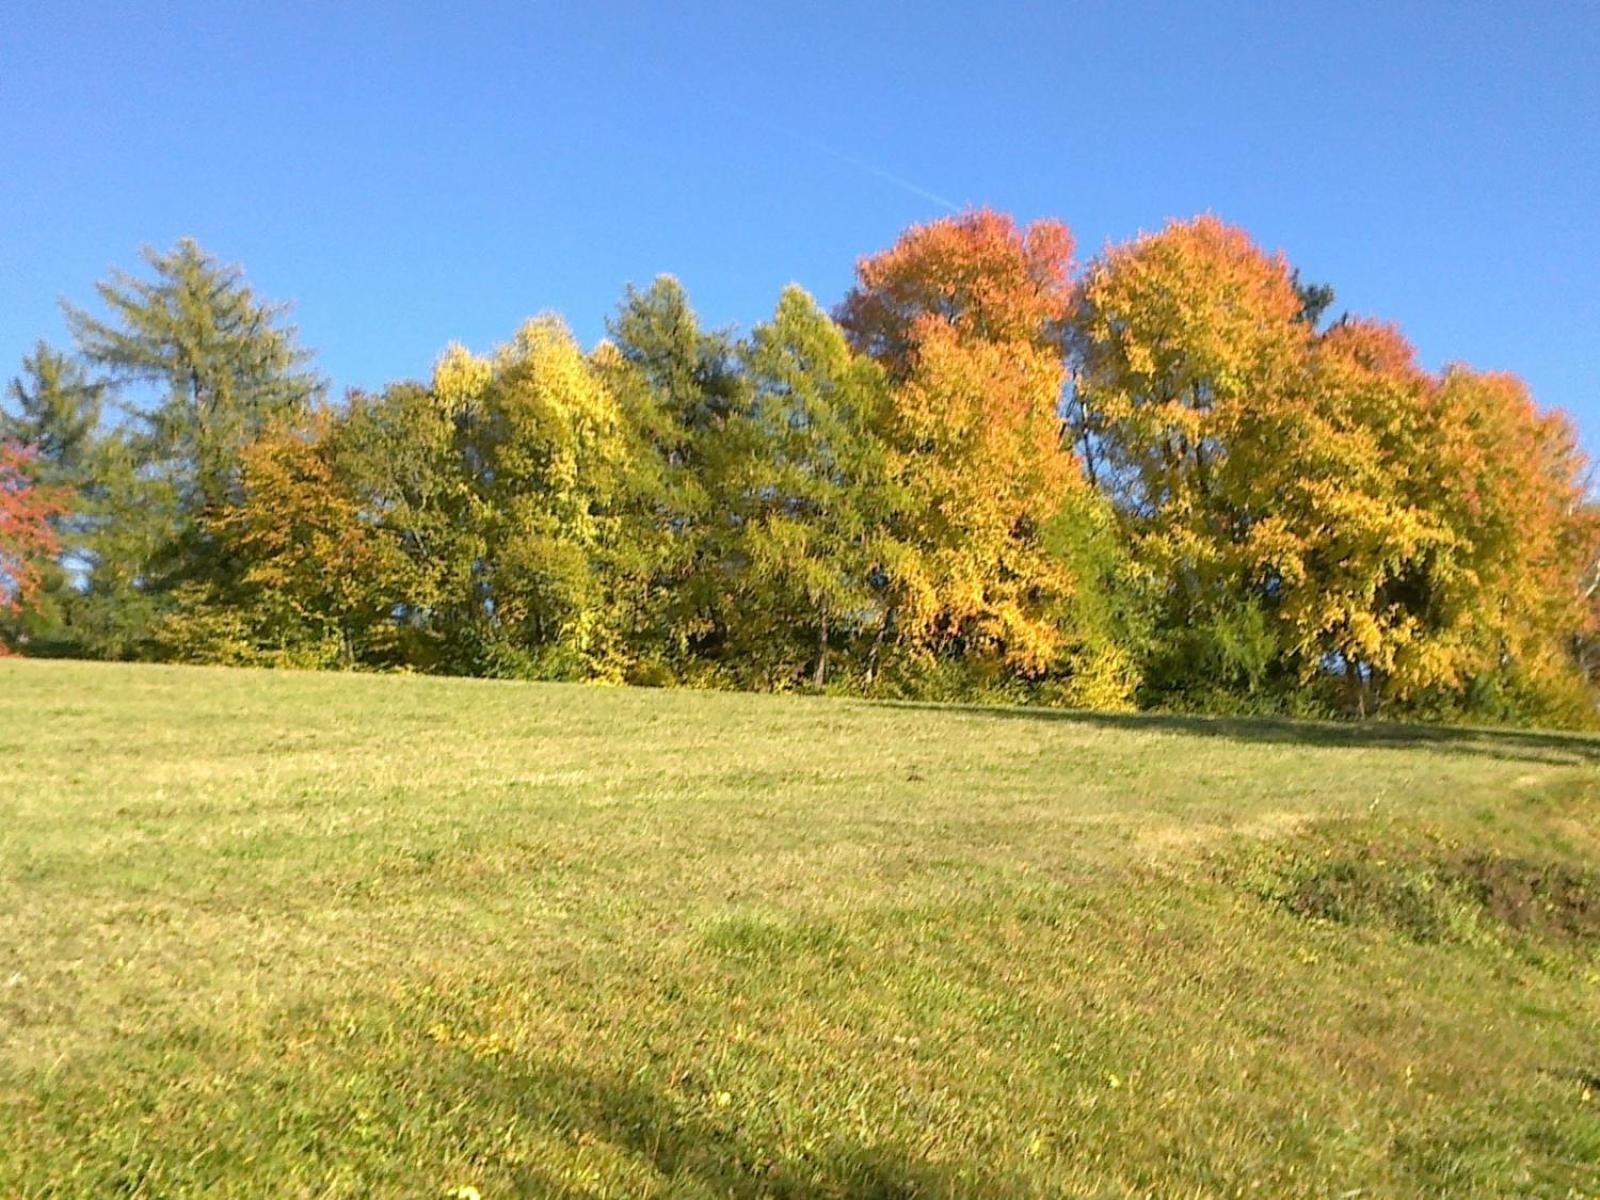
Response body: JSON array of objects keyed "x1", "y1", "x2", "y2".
[
  {"x1": 5, "y1": 213, "x2": 1595, "y2": 725},
  {"x1": 0, "y1": 442, "x2": 63, "y2": 627}
]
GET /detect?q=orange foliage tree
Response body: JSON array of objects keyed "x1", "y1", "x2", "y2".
[
  {"x1": 154, "y1": 410, "x2": 415, "y2": 667},
  {"x1": 838, "y1": 210, "x2": 1127, "y2": 693},
  {"x1": 1072, "y1": 215, "x2": 1595, "y2": 717},
  {"x1": 1393, "y1": 365, "x2": 1592, "y2": 713},
  {"x1": 1069, "y1": 217, "x2": 1310, "y2": 699},
  {"x1": 0, "y1": 441, "x2": 65, "y2": 636}
]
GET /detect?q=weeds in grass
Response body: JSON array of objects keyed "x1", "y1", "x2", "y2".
[{"x1": 1225, "y1": 820, "x2": 1600, "y2": 948}]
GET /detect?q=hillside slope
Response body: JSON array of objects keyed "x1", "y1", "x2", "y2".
[{"x1": 2, "y1": 660, "x2": 1597, "y2": 1197}]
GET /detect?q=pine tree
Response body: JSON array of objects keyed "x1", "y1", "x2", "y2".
[
  {"x1": 51, "y1": 239, "x2": 324, "y2": 651},
  {"x1": 728, "y1": 286, "x2": 899, "y2": 689},
  {"x1": 602, "y1": 277, "x2": 749, "y2": 675},
  {"x1": 66, "y1": 238, "x2": 323, "y2": 513},
  {"x1": 2, "y1": 342, "x2": 105, "y2": 485}
]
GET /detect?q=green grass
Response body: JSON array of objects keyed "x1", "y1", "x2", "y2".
[{"x1": 3, "y1": 659, "x2": 1598, "y2": 1198}]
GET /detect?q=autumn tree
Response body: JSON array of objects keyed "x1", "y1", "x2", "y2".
[
  {"x1": 1068, "y1": 217, "x2": 1458, "y2": 710},
  {"x1": 839, "y1": 209, "x2": 1076, "y2": 369},
  {"x1": 838, "y1": 209, "x2": 1128, "y2": 698},
  {"x1": 1070, "y1": 217, "x2": 1316, "y2": 703},
  {"x1": 154, "y1": 408, "x2": 415, "y2": 668},
  {"x1": 1568, "y1": 501, "x2": 1600, "y2": 690},
  {"x1": 5, "y1": 217, "x2": 1589, "y2": 726},
  {"x1": 1, "y1": 344, "x2": 107, "y2": 648},
  {"x1": 1245, "y1": 319, "x2": 1452, "y2": 711},
  {"x1": 1071, "y1": 215, "x2": 1595, "y2": 720},
  {"x1": 1388, "y1": 365, "x2": 1592, "y2": 719},
  {"x1": 435, "y1": 316, "x2": 637, "y2": 679},
  {"x1": 0, "y1": 442, "x2": 65, "y2": 644}
]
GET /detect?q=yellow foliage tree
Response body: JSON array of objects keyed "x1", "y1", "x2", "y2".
[
  {"x1": 433, "y1": 316, "x2": 636, "y2": 678},
  {"x1": 1074, "y1": 216, "x2": 1594, "y2": 718},
  {"x1": 841, "y1": 210, "x2": 1128, "y2": 697}
]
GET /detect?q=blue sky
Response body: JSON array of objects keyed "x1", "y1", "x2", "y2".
[{"x1": 5, "y1": 2, "x2": 1597, "y2": 449}]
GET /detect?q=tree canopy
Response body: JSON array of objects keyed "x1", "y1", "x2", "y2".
[{"x1": 5, "y1": 219, "x2": 1593, "y2": 727}]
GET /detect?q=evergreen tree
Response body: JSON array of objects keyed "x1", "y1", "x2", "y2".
[
  {"x1": 603, "y1": 277, "x2": 749, "y2": 676},
  {"x1": 53, "y1": 239, "x2": 324, "y2": 649},
  {"x1": 66, "y1": 238, "x2": 323, "y2": 514},
  {"x1": 728, "y1": 286, "x2": 900, "y2": 689},
  {"x1": 2, "y1": 342, "x2": 105, "y2": 485}
]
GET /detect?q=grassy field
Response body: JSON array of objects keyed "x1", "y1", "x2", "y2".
[{"x1": 2, "y1": 659, "x2": 1598, "y2": 1198}]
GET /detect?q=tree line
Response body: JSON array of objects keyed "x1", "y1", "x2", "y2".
[{"x1": 4, "y1": 211, "x2": 1597, "y2": 726}]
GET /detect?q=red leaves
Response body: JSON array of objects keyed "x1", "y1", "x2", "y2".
[{"x1": 0, "y1": 441, "x2": 66, "y2": 617}]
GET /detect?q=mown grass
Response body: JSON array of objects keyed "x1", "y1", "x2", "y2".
[{"x1": 2, "y1": 659, "x2": 1598, "y2": 1198}]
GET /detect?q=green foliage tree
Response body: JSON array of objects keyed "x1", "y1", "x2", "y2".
[
  {"x1": 724, "y1": 286, "x2": 900, "y2": 690},
  {"x1": 20, "y1": 240, "x2": 329, "y2": 655},
  {"x1": 333, "y1": 381, "x2": 482, "y2": 670},
  {"x1": 1290, "y1": 270, "x2": 1338, "y2": 330},
  {"x1": 602, "y1": 277, "x2": 750, "y2": 678},
  {"x1": 66, "y1": 239, "x2": 323, "y2": 513},
  {"x1": 3, "y1": 342, "x2": 104, "y2": 483},
  {"x1": 434, "y1": 317, "x2": 637, "y2": 679}
]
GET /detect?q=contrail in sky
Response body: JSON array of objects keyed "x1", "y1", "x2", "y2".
[
  {"x1": 735, "y1": 109, "x2": 964, "y2": 214},
  {"x1": 798, "y1": 136, "x2": 963, "y2": 214}
]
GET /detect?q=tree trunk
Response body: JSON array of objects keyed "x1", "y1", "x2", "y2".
[
  {"x1": 866, "y1": 606, "x2": 889, "y2": 684},
  {"x1": 1345, "y1": 654, "x2": 1367, "y2": 718},
  {"x1": 813, "y1": 602, "x2": 829, "y2": 689}
]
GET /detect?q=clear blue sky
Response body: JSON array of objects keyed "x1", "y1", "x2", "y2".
[{"x1": 5, "y1": 2, "x2": 1597, "y2": 449}]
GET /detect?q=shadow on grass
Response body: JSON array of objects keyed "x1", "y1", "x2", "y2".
[
  {"x1": 453, "y1": 1054, "x2": 999, "y2": 1199},
  {"x1": 873, "y1": 701, "x2": 1600, "y2": 767}
]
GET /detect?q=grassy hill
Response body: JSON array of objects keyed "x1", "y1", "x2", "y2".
[{"x1": 2, "y1": 659, "x2": 1597, "y2": 1197}]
